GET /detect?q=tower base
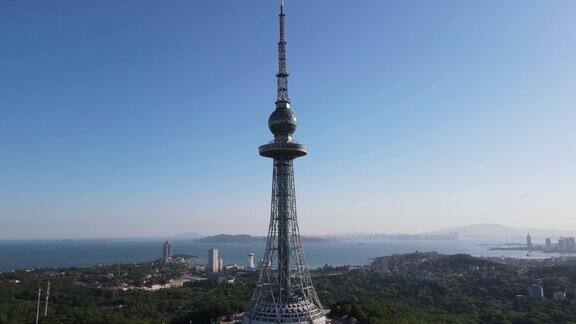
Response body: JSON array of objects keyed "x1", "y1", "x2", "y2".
[{"x1": 242, "y1": 299, "x2": 326, "y2": 324}]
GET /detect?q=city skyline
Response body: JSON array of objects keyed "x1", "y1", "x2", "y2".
[{"x1": 2, "y1": 0, "x2": 575, "y2": 239}]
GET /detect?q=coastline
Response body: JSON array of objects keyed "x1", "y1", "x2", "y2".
[{"x1": 1, "y1": 238, "x2": 574, "y2": 272}]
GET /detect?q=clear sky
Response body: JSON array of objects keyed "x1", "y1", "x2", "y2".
[{"x1": 1, "y1": 0, "x2": 575, "y2": 239}]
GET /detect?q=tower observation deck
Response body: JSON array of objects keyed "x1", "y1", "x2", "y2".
[{"x1": 243, "y1": 1, "x2": 326, "y2": 323}]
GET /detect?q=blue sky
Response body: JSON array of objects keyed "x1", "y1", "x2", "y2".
[{"x1": 1, "y1": 0, "x2": 575, "y2": 239}]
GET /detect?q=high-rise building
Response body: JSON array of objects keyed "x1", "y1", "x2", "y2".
[
  {"x1": 526, "y1": 234, "x2": 533, "y2": 250},
  {"x1": 528, "y1": 284, "x2": 544, "y2": 299},
  {"x1": 243, "y1": 1, "x2": 326, "y2": 323},
  {"x1": 219, "y1": 258, "x2": 223, "y2": 272},
  {"x1": 208, "y1": 248, "x2": 219, "y2": 273},
  {"x1": 566, "y1": 237, "x2": 576, "y2": 252},
  {"x1": 545, "y1": 237, "x2": 552, "y2": 251},
  {"x1": 247, "y1": 253, "x2": 255, "y2": 269},
  {"x1": 162, "y1": 241, "x2": 172, "y2": 261},
  {"x1": 559, "y1": 238, "x2": 567, "y2": 252}
]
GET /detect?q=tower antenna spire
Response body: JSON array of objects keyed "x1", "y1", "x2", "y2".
[{"x1": 276, "y1": 0, "x2": 289, "y2": 105}]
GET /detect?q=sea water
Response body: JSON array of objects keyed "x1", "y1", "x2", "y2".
[{"x1": 0, "y1": 238, "x2": 568, "y2": 272}]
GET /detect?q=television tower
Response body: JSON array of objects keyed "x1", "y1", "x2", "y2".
[{"x1": 243, "y1": 1, "x2": 325, "y2": 323}]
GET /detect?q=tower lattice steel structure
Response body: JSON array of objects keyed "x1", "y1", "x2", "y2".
[{"x1": 242, "y1": 1, "x2": 326, "y2": 323}]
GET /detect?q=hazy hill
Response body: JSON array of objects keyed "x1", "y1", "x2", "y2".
[
  {"x1": 194, "y1": 234, "x2": 330, "y2": 243},
  {"x1": 427, "y1": 223, "x2": 575, "y2": 239},
  {"x1": 196, "y1": 234, "x2": 264, "y2": 243},
  {"x1": 172, "y1": 231, "x2": 203, "y2": 240}
]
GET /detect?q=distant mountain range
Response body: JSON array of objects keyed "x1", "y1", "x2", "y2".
[
  {"x1": 172, "y1": 224, "x2": 575, "y2": 242},
  {"x1": 426, "y1": 223, "x2": 576, "y2": 239}
]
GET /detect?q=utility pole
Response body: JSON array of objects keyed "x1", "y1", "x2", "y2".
[
  {"x1": 44, "y1": 281, "x2": 50, "y2": 317},
  {"x1": 35, "y1": 287, "x2": 42, "y2": 324}
]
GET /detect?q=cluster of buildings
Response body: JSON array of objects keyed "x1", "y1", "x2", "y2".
[
  {"x1": 515, "y1": 282, "x2": 576, "y2": 302},
  {"x1": 544, "y1": 236, "x2": 576, "y2": 253},
  {"x1": 160, "y1": 242, "x2": 257, "y2": 274},
  {"x1": 371, "y1": 253, "x2": 576, "y2": 306},
  {"x1": 525, "y1": 234, "x2": 576, "y2": 253},
  {"x1": 206, "y1": 248, "x2": 257, "y2": 273}
]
